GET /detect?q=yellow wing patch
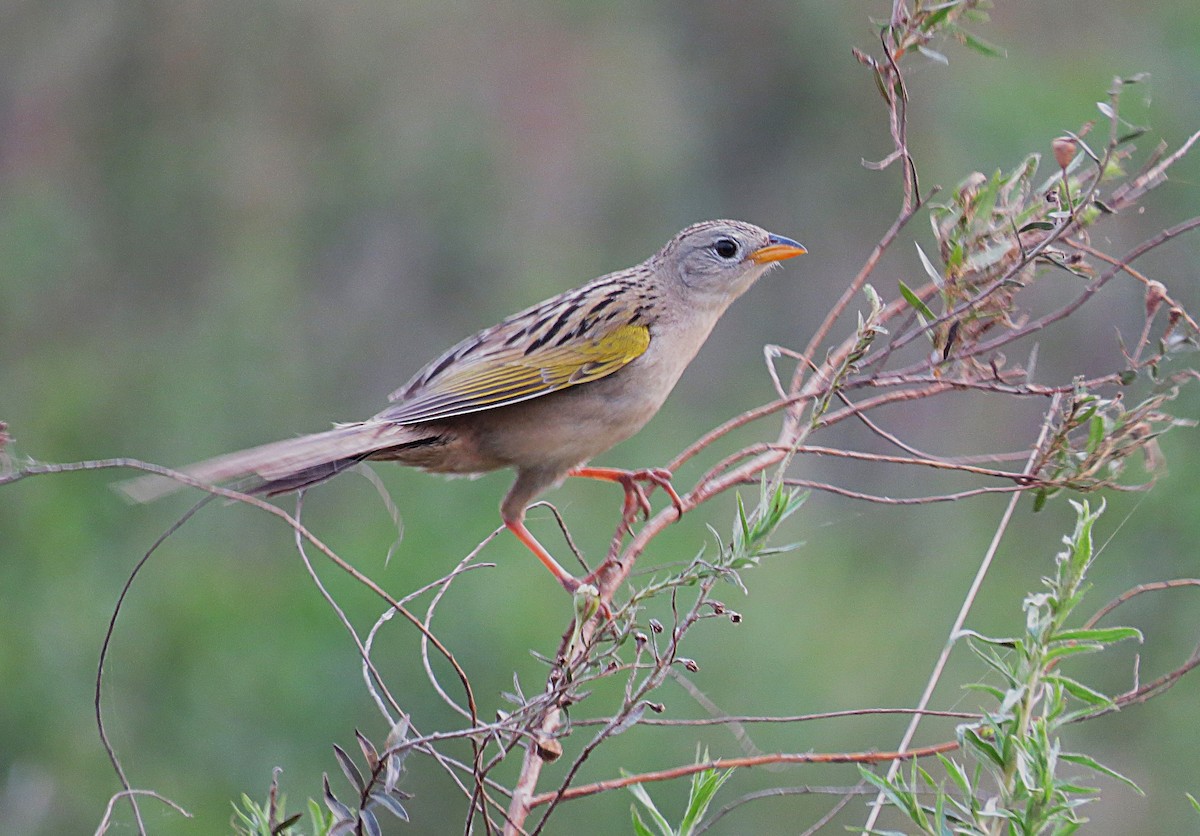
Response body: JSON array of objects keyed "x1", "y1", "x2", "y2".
[{"x1": 379, "y1": 322, "x2": 650, "y2": 424}]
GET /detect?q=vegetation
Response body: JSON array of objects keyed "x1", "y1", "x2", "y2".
[{"x1": 3, "y1": 2, "x2": 1199, "y2": 833}]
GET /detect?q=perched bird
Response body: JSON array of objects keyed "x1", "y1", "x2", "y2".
[{"x1": 124, "y1": 220, "x2": 804, "y2": 592}]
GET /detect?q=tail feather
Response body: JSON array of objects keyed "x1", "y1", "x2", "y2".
[{"x1": 120, "y1": 421, "x2": 431, "y2": 502}]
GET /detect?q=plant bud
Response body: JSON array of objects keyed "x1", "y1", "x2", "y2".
[
  {"x1": 1145, "y1": 280, "x2": 1167, "y2": 317},
  {"x1": 1052, "y1": 136, "x2": 1077, "y2": 170},
  {"x1": 535, "y1": 735, "x2": 563, "y2": 762}
]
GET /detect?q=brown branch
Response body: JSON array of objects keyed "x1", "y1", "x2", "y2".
[
  {"x1": 1084, "y1": 578, "x2": 1200, "y2": 628},
  {"x1": 771, "y1": 478, "x2": 1026, "y2": 505},
  {"x1": 526, "y1": 740, "x2": 961, "y2": 808},
  {"x1": 569, "y1": 706, "x2": 982, "y2": 727}
]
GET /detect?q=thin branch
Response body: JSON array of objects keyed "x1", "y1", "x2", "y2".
[
  {"x1": 861, "y1": 394, "x2": 1062, "y2": 833},
  {"x1": 527, "y1": 741, "x2": 961, "y2": 808}
]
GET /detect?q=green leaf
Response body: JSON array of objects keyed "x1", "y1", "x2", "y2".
[
  {"x1": 963, "y1": 681, "x2": 1006, "y2": 700},
  {"x1": 858, "y1": 767, "x2": 922, "y2": 820},
  {"x1": 938, "y1": 754, "x2": 973, "y2": 799},
  {"x1": 624, "y1": 773, "x2": 675, "y2": 836},
  {"x1": 680, "y1": 766, "x2": 734, "y2": 833},
  {"x1": 1053, "y1": 626, "x2": 1142, "y2": 644},
  {"x1": 1043, "y1": 643, "x2": 1104, "y2": 663},
  {"x1": 1059, "y1": 753, "x2": 1144, "y2": 794},
  {"x1": 957, "y1": 28, "x2": 1007, "y2": 57},
  {"x1": 899, "y1": 279, "x2": 937, "y2": 326},
  {"x1": 1045, "y1": 674, "x2": 1113, "y2": 707},
  {"x1": 920, "y1": 3, "x2": 955, "y2": 31},
  {"x1": 631, "y1": 807, "x2": 658, "y2": 836},
  {"x1": 960, "y1": 727, "x2": 1004, "y2": 768},
  {"x1": 1086, "y1": 414, "x2": 1105, "y2": 454}
]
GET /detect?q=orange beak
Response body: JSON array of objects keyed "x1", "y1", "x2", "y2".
[{"x1": 749, "y1": 233, "x2": 807, "y2": 264}]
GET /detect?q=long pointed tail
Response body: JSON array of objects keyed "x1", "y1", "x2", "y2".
[{"x1": 120, "y1": 421, "x2": 435, "y2": 502}]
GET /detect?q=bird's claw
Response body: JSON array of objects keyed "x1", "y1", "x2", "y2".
[{"x1": 616, "y1": 467, "x2": 685, "y2": 532}]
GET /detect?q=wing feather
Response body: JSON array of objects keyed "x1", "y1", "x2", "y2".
[{"x1": 377, "y1": 320, "x2": 650, "y2": 424}]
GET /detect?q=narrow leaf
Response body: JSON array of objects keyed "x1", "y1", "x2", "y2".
[
  {"x1": 360, "y1": 808, "x2": 382, "y2": 836},
  {"x1": 681, "y1": 767, "x2": 734, "y2": 832},
  {"x1": 1019, "y1": 221, "x2": 1056, "y2": 232},
  {"x1": 1060, "y1": 753, "x2": 1144, "y2": 794},
  {"x1": 623, "y1": 773, "x2": 675, "y2": 836},
  {"x1": 938, "y1": 754, "x2": 973, "y2": 799},
  {"x1": 273, "y1": 812, "x2": 303, "y2": 834},
  {"x1": 918, "y1": 45, "x2": 950, "y2": 65},
  {"x1": 899, "y1": 279, "x2": 937, "y2": 325},
  {"x1": 631, "y1": 808, "x2": 657, "y2": 836},
  {"x1": 370, "y1": 792, "x2": 411, "y2": 822},
  {"x1": 1045, "y1": 674, "x2": 1113, "y2": 707},
  {"x1": 915, "y1": 242, "x2": 944, "y2": 286},
  {"x1": 322, "y1": 775, "x2": 355, "y2": 823},
  {"x1": 332, "y1": 744, "x2": 365, "y2": 794},
  {"x1": 355, "y1": 730, "x2": 379, "y2": 772},
  {"x1": 1054, "y1": 626, "x2": 1142, "y2": 644},
  {"x1": 610, "y1": 702, "x2": 648, "y2": 736},
  {"x1": 958, "y1": 28, "x2": 1007, "y2": 57}
]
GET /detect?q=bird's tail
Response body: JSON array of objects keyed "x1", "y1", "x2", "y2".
[{"x1": 120, "y1": 421, "x2": 437, "y2": 502}]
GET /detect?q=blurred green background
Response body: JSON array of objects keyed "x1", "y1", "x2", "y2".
[{"x1": 2, "y1": 1, "x2": 1199, "y2": 833}]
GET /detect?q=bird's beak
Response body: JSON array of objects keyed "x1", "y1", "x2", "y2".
[{"x1": 749, "y1": 233, "x2": 807, "y2": 264}]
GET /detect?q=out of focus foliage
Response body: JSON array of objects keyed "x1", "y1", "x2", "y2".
[{"x1": 2, "y1": 2, "x2": 1198, "y2": 833}]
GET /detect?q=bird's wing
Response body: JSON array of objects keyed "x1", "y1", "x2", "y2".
[{"x1": 377, "y1": 317, "x2": 651, "y2": 424}]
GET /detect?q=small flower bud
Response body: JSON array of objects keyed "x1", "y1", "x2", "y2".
[
  {"x1": 679, "y1": 658, "x2": 699, "y2": 673},
  {"x1": 535, "y1": 735, "x2": 563, "y2": 762},
  {"x1": 1052, "y1": 136, "x2": 1077, "y2": 170},
  {"x1": 648, "y1": 618, "x2": 664, "y2": 634},
  {"x1": 1145, "y1": 280, "x2": 1167, "y2": 317}
]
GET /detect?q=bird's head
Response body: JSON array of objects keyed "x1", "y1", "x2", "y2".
[{"x1": 657, "y1": 219, "x2": 805, "y2": 305}]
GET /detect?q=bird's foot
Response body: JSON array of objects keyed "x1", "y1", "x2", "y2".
[
  {"x1": 569, "y1": 466, "x2": 686, "y2": 535},
  {"x1": 614, "y1": 468, "x2": 685, "y2": 534}
]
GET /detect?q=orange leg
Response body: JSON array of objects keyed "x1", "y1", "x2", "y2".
[
  {"x1": 505, "y1": 515, "x2": 612, "y2": 619},
  {"x1": 568, "y1": 466, "x2": 685, "y2": 531},
  {"x1": 505, "y1": 517, "x2": 581, "y2": 593}
]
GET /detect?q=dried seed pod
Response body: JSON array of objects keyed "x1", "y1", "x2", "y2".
[
  {"x1": 535, "y1": 735, "x2": 563, "y2": 762},
  {"x1": 1052, "y1": 136, "x2": 1077, "y2": 170},
  {"x1": 1145, "y1": 280, "x2": 1168, "y2": 317}
]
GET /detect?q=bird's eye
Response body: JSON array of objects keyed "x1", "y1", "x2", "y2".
[{"x1": 713, "y1": 238, "x2": 739, "y2": 259}]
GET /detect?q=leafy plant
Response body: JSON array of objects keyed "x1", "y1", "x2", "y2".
[
  {"x1": 627, "y1": 750, "x2": 734, "y2": 836},
  {"x1": 863, "y1": 501, "x2": 1144, "y2": 834}
]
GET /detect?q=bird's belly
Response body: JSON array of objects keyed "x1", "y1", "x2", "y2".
[{"x1": 438, "y1": 374, "x2": 663, "y2": 474}]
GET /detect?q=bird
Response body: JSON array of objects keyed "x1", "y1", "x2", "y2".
[{"x1": 123, "y1": 220, "x2": 805, "y2": 593}]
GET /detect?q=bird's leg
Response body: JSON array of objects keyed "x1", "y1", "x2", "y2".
[
  {"x1": 504, "y1": 512, "x2": 582, "y2": 594},
  {"x1": 568, "y1": 466, "x2": 686, "y2": 533},
  {"x1": 504, "y1": 512, "x2": 613, "y2": 620}
]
